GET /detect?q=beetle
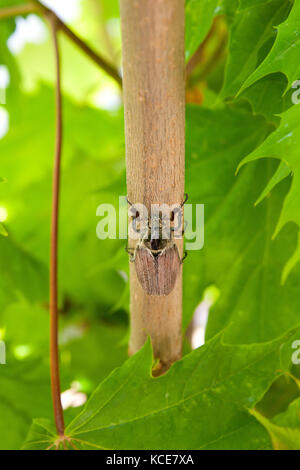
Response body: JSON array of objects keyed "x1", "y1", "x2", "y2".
[{"x1": 125, "y1": 195, "x2": 188, "y2": 296}]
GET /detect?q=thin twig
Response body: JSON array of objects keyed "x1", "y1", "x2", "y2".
[
  {"x1": 49, "y1": 15, "x2": 65, "y2": 437},
  {"x1": 58, "y1": 18, "x2": 122, "y2": 86},
  {"x1": 0, "y1": 3, "x2": 36, "y2": 19},
  {"x1": 32, "y1": 0, "x2": 122, "y2": 87},
  {"x1": 0, "y1": 0, "x2": 122, "y2": 87}
]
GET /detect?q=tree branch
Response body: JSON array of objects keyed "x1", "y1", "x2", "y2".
[
  {"x1": 0, "y1": 3, "x2": 36, "y2": 19},
  {"x1": 57, "y1": 17, "x2": 122, "y2": 87},
  {"x1": 49, "y1": 16, "x2": 64, "y2": 437},
  {"x1": 0, "y1": 0, "x2": 122, "y2": 87},
  {"x1": 32, "y1": 0, "x2": 122, "y2": 87},
  {"x1": 120, "y1": 0, "x2": 185, "y2": 373}
]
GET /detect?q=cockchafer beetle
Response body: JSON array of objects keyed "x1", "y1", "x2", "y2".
[{"x1": 125, "y1": 195, "x2": 188, "y2": 296}]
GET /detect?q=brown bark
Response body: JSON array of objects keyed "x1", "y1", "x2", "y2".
[{"x1": 120, "y1": 0, "x2": 185, "y2": 371}]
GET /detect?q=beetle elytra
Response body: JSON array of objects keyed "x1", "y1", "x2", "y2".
[{"x1": 125, "y1": 196, "x2": 187, "y2": 296}]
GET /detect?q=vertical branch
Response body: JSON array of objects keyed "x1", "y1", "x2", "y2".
[
  {"x1": 120, "y1": 0, "x2": 185, "y2": 371},
  {"x1": 49, "y1": 16, "x2": 64, "y2": 436}
]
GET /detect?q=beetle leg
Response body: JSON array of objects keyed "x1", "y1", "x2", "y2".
[
  {"x1": 180, "y1": 193, "x2": 188, "y2": 207},
  {"x1": 125, "y1": 245, "x2": 135, "y2": 262},
  {"x1": 182, "y1": 219, "x2": 188, "y2": 235},
  {"x1": 126, "y1": 196, "x2": 133, "y2": 206},
  {"x1": 171, "y1": 219, "x2": 188, "y2": 238},
  {"x1": 181, "y1": 251, "x2": 188, "y2": 263}
]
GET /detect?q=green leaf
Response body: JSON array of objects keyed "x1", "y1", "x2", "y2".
[
  {"x1": 0, "y1": 235, "x2": 47, "y2": 313},
  {"x1": 256, "y1": 374, "x2": 300, "y2": 418},
  {"x1": 60, "y1": 320, "x2": 128, "y2": 387},
  {"x1": 255, "y1": 160, "x2": 291, "y2": 206},
  {"x1": 22, "y1": 329, "x2": 297, "y2": 450},
  {"x1": 2, "y1": 300, "x2": 49, "y2": 353},
  {"x1": 239, "y1": 103, "x2": 300, "y2": 281},
  {"x1": 219, "y1": 0, "x2": 240, "y2": 21},
  {"x1": 0, "y1": 84, "x2": 126, "y2": 314},
  {"x1": 185, "y1": 0, "x2": 221, "y2": 61},
  {"x1": 22, "y1": 418, "x2": 99, "y2": 450},
  {"x1": 185, "y1": 0, "x2": 240, "y2": 62},
  {"x1": 185, "y1": 103, "x2": 300, "y2": 343},
  {"x1": 0, "y1": 309, "x2": 127, "y2": 450},
  {"x1": 0, "y1": 180, "x2": 7, "y2": 236},
  {"x1": 22, "y1": 419, "x2": 58, "y2": 451},
  {"x1": 239, "y1": 0, "x2": 300, "y2": 94},
  {"x1": 221, "y1": 0, "x2": 292, "y2": 98},
  {"x1": 239, "y1": 72, "x2": 293, "y2": 125},
  {"x1": 0, "y1": 358, "x2": 52, "y2": 450},
  {"x1": 0, "y1": 85, "x2": 124, "y2": 192},
  {"x1": 0, "y1": 224, "x2": 7, "y2": 236},
  {"x1": 252, "y1": 398, "x2": 300, "y2": 450}
]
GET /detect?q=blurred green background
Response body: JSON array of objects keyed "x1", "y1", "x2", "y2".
[{"x1": 0, "y1": 0, "x2": 130, "y2": 449}]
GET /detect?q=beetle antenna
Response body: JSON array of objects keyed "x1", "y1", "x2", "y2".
[{"x1": 126, "y1": 196, "x2": 133, "y2": 206}]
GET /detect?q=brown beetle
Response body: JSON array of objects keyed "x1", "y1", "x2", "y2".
[{"x1": 126, "y1": 196, "x2": 187, "y2": 296}]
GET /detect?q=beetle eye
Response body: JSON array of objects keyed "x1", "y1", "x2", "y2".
[{"x1": 170, "y1": 211, "x2": 175, "y2": 222}]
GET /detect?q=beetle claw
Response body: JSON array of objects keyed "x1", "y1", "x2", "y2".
[
  {"x1": 181, "y1": 251, "x2": 188, "y2": 264},
  {"x1": 180, "y1": 193, "x2": 188, "y2": 207}
]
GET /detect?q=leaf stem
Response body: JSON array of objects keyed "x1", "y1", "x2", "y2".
[
  {"x1": 49, "y1": 15, "x2": 64, "y2": 437},
  {"x1": 0, "y1": 1, "x2": 122, "y2": 87}
]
